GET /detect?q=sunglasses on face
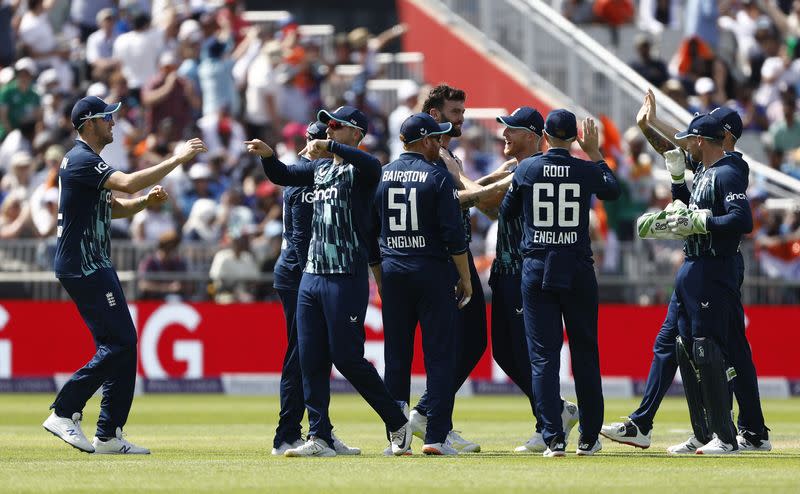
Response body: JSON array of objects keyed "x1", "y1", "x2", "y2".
[
  {"x1": 77, "y1": 112, "x2": 114, "y2": 129},
  {"x1": 327, "y1": 120, "x2": 360, "y2": 131}
]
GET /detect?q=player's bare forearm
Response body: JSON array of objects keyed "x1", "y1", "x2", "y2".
[
  {"x1": 649, "y1": 117, "x2": 685, "y2": 151},
  {"x1": 475, "y1": 159, "x2": 516, "y2": 185},
  {"x1": 111, "y1": 196, "x2": 148, "y2": 219},
  {"x1": 370, "y1": 264, "x2": 382, "y2": 297},
  {"x1": 641, "y1": 126, "x2": 675, "y2": 155},
  {"x1": 450, "y1": 251, "x2": 471, "y2": 287}
]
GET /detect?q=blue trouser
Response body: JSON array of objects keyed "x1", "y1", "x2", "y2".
[
  {"x1": 296, "y1": 266, "x2": 406, "y2": 445},
  {"x1": 52, "y1": 267, "x2": 138, "y2": 438},
  {"x1": 382, "y1": 260, "x2": 458, "y2": 444},
  {"x1": 523, "y1": 256, "x2": 603, "y2": 446},
  {"x1": 273, "y1": 287, "x2": 310, "y2": 448},
  {"x1": 630, "y1": 255, "x2": 766, "y2": 434},
  {"x1": 489, "y1": 270, "x2": 539, "y2": 429},
  {"x1": 415, "y1": 251, "x2": 486, "y2": 420}
]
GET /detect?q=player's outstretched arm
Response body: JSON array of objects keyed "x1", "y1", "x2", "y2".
[
  {"x1": 111, "y1": 185, "x2": 168, "y2": 219},
  {"x1": 637, "y1": 89, "x2": 678, "y2": 155},
  {"x1": 105, "y1": 138, "x2": 207, "y2": 194},
  {"x1": 246, "y1": 138, "x2": 315, "y2": 186},
  {"x1": 475, "y1": 158, "x2": 516, "y2": 186}
]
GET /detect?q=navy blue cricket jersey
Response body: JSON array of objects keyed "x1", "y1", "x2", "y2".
[
  {"x1": 54, "y1": 139, "x2": 117, "y2": 278},
  {"x1": 436, "y1": 148, "x2": 472, "y2": 244},
  {"x1": 500, "y1": 147, "x2": 620, "y2": 259},
  {"x1": 273, "y1": 158, "x2": 314, "y2": 291},
  {"x1": 261, "y1": 141, "x2": 381, "y2": 275},
  {"x1": 491, "y1": 157, "x2": 540, "y2": 276},
  {"x1": 372, "y1": 152, "x2": 467, "y2": 270},
  {"x1": 672, "y1": 152, "x2": 753, "y2": 258}
]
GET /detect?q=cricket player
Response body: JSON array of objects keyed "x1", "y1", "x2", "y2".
[
  {"x1": 500, "y1": 110, "x2": 620, "y2": 457},
  {"x1": 372, "y1": 112, "x2": 473, "y2": 455},
  {"x1": 246, "y1": 106, "x2": 412, "y2": 457},
  {"x1": 271, "y1": 120, "x2": 359, "y2": 456},
  {"x1": 493, "y1": 107, "x2": 579, "y2": 453},
  {"x1": 602, "y1": 95, "x2": 770, "y2": 453},
  {"x1": 43, "y1": 96, "x2": 207, "y2": 454},
  {"x1": 409, "y1": 84, "x2": 510, "y2": 452}
]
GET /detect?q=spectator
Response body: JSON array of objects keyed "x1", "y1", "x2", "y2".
[
  {"x1": 593, "y1": 0, "x2": 635, "y2": 46},
  {"x1": 1, "y1": 151, "x2": 34, "y2": 195},
  {"x1": 561, "y1": 0, "x2": 595, "y2": 24},
  {"x1": 209, "y1": 225, "x2": 259, "y2": 303},
  {"x1": 0, "y1": 58, "x2": 40, "y2": 141},
  {"x1": 17, "y1": 0, "x2": 74, "y2": 93},
  {"x1": 692, "y1": 76, "x2": 722, "y2": 113},
  {"x1": 137, "y1": 230, "x2": 190, "y2": 300},
  {"x1": 766, "y1": 82, "x2": 798, "y2": 123},
  {"x1": 70, "y1": 0, "x2": 115, "y2": 41},
  {"x1": 142, "y1": 51, "x2": 200, "y2": 141},
  {"x1": 86, "y1": 8, "x2": 120, "y2": 80},
  {"x1": 630, "y1": 34, "x2": 670, "y2": 89},
  {"x1": 0, "y1": 189, "x2": 33, "y2": 239},
  {"x1": 198, "y1": 38, "x2": 238, "y2": 117},
  {"x1": 730, "y1": 82, "x2": 770, "y2": 132},
  {"x1": 197, "y1": 108, "x2": 246, "y2": 172},
  {"x1": 767, "y1": 88, "x2": 800, "y2": 155},
  {"x1": 176, "y1": 18, "x2": 205, "y2": 97},
  {"x1": 755, "y1": 56, "x2": 786, "y2": 108},
  {"x1": 180, "y1": 163, "x2": 220, "y2": 220},
  {"x1": 29, "y1": 165, "x2": 58, "y2": 238},
  {"x1": 276, "y1": 121, "x2": 307, "y2": 165},
  {"x1": 130, "y1": 195, "x2": 181, "y2": 244},
  {"x1": 637, "y1": 0, "x2": 681, "y2": 35},
  {"x1": 388, "y1": 81, "x2": 419, "y2": 160},
  {"x1": 244, "y1": 40, "x2": 282, "y2": 143},
  {"x1": 0, "y1": 119, "x2": 35, "y2": 174},
  {"x1": 183, "y1": 197, "x2": 221, "y2": 243},
  {"x1": 113, "y1": 12, "x2": 165, "y2": 102},
  {"x1": 685, "y1": 0, "x2": 720, "y2": 50}
]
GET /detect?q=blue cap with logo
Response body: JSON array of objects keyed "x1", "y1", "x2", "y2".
[
  {"x1": 317, "y1": 105, "x2": 369, "y2": 134},
  {"x1": 400, "y1": 112, "x2": 453, "y2": 144},
  {"x1": 496, "y1": 106, "x2": 544, "y2": 135},
  {"x1": 674, "y1": 113, "x2": 725, "y2": 140},
  {"x1": 544, "y1": 109, "x2": 578, "y2": 140},
  {"x1": 71, "y1": 96, "x2": 121, "y2": 130},
  {"x1": 306, "y1": 120, "x2": 328, "y2": 140},
  {"x1": 709, "y1": 106, "x2": 743, "y2": 140}
]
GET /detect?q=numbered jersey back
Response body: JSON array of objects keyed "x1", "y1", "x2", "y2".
[
  {"x1": 376, "y1": 156, "x2": 465, "y2": 263},
  {"x1": 518, "y1": 151, "x2": 608, "y2": 258}
]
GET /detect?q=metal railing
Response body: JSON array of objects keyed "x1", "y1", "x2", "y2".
[
  {"x1": 427, "y1": 0, "x2": 800, "y2": 199},
  {"x1": 0, "y1": 239, "x2": 797, "y2": 304}
]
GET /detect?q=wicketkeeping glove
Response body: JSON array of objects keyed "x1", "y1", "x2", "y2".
[
  {"x1": 667, "y1": 208, "x2": 711, "y2": 236},
  {"x1": 636, "y1": 200, "x2": 688, "y2": 239},
  {"x1": 664, "y1": 148, "x2": 687, "y2": 184}
]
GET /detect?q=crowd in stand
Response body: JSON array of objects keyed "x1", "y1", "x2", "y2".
[
  {"x1": 560, "y1": 0, "x2": 800, "y2": 290},
  {"x1": 0, "y1": 0, "x2": 796, "y2": 303}
]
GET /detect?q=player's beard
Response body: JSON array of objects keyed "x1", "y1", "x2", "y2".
[{"x1": 439, "y1": 114, "x2": 462, "y2": 137}]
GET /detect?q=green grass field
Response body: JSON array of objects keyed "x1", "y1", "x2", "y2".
[{"x1": 1, "y1": 394, "x2": 798, "y2": 493}]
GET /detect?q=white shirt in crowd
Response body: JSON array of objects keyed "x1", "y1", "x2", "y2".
[{"x1": 113, "y1": 28, "x2": 165, "y2": 89}]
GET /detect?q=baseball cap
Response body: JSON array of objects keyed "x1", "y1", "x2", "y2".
[
  {"x1": 400, "y1": 112, "x2": 452, "y2": 144},
  {"x1": 709, "y1": 107, "x2": 743, "y2": 140},
  {"x1": 317, "y1": 106, "x2": 369, "y2": 134},
  {"x1": 70, "y1": 96, "x2": 121, "y2": 130},
  {"x1": 496, "y1": 106, "x2": 544, "y2": 135},
  {"x1": 674, "y1": 113, "x2": 725, "y2": 140},
  {"x1": 544, "y1": 109, "x2": 578, "y2": 140},
  {"x1": 14, "y1": 57, "x2": 37, "y2": 76},
  {"x1": 306, "y1": 120, "x2": 328, "y2": 140},
  {"x1": 188, "y1": 162, "x2": 212, "y2": 180},
  {"x1": 10, "y1": 151, "x2": 33, "y2": 168},
  {"x1": 694, "y1": 77, "x2": 715, "y2": 95}
]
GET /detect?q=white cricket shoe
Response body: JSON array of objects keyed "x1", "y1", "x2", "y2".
[
  {"x1": 696, "y1": 435, "x2": 739, "y2": 455},
  {"x1": 737, "y1": 430, "x2": 772, "y2": 452},
  {"x1": 514, "y1": 432, "x2": 547, "y2": 453},
  {"x1": 389, "y1": 421, "x2": 413, "y2": 456},
  {"x1": 383, "y1": 444, "x2": 413, "y2": 456},
  {"x1": 446, "y1": 430, "x2": 480, "y2": 453},
  {"x1": 43, "y1": 411, "x2": 94, "y2": 453},
  {"x1": 284, "y1": 437, "x2": 336, "y2": 457},
  {"x1": 561, "y1": 400, "x2": 580, "y2": 443},
  {"x1": 408, "y1": 409, "x2": 427, "y2": 440},
  {"x1": 543, "y1": 439, "x2": 566, "y2": 457},
  {"x1": 667, "y1": 436, "x2": 705, "y2": 454},
  {"x1": 600, "y1": 419, "x2": 651, "y2": 449},
  {"x1": 331, "y1": 432, "x2": 360, "y2": 455},
  {"x1": 271, "y1": 438, "x2": 305, "y2": 456},
  {"x1": 576, "y1": 438, "x2": 603, "y2": 456},
  {"x1": 422, "y1": 442, "x2": 459, "y2": 455},
  {"x1": 92, "y1": 427, "x2": 150, "y2": 454}
]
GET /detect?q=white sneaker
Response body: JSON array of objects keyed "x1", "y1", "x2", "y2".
[
  {"x1": 284, "y1": 437, "x2": 336, "y2": 457},
  {"x1": 600, "y1": 419, "x2": 651, "y2": 449},
  {"x1": 737, "y1": 430, "x2": 772, "y2": 452},
  {"x1": 543, "y1": 439, "x2": 566, "y2": 457},
  {"x1": 446, "y1": 430, "x2": 480, "y2": 453},
  {"x1": 514, "y1": 432, "x2": 547, "y2": 453},
  {"x1": 331, "y1": 432, "x2": 360, "y2": 455},
  {"x1": 667, "y1": 436, "x2": 705, "y2": 454},
  {"x1": 43, "y1": 411, "x2": 94, "y2": 453},
  {"x1": 389, "y1": 420, "x2": 413, "y2": 456},
  {"x1": 271, "y1": 438, "x2": 305, "y2": 456},
  {"x1": 92, "y1": 427, "x2": 150, "y2": 454},
  {"x1": 383, "y1": 444, "x2": 413, "y2": 456},
  {"x1": 576, "y1": 439, "x2": 602, "y2": 456},
  {"x1": 422, "y1": 442, "x2": 459, "y2": 455},
  {"x1": 408, "y1": 409, "x2": 427, "y2": 440},
  {"x1": 561, "y1": 400, "x2": 580, "y2": 443},
  {"x1": 696, "y1": 435, "x2": 739, "y2": 455}
]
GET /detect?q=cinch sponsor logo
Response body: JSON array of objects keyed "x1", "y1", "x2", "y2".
[
  {"x1": 726, "y1": 192, "x2": 747, "y2": 202},
  {"x1": 313, "y1": 187, "x2": 339, "y2": 201}
]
